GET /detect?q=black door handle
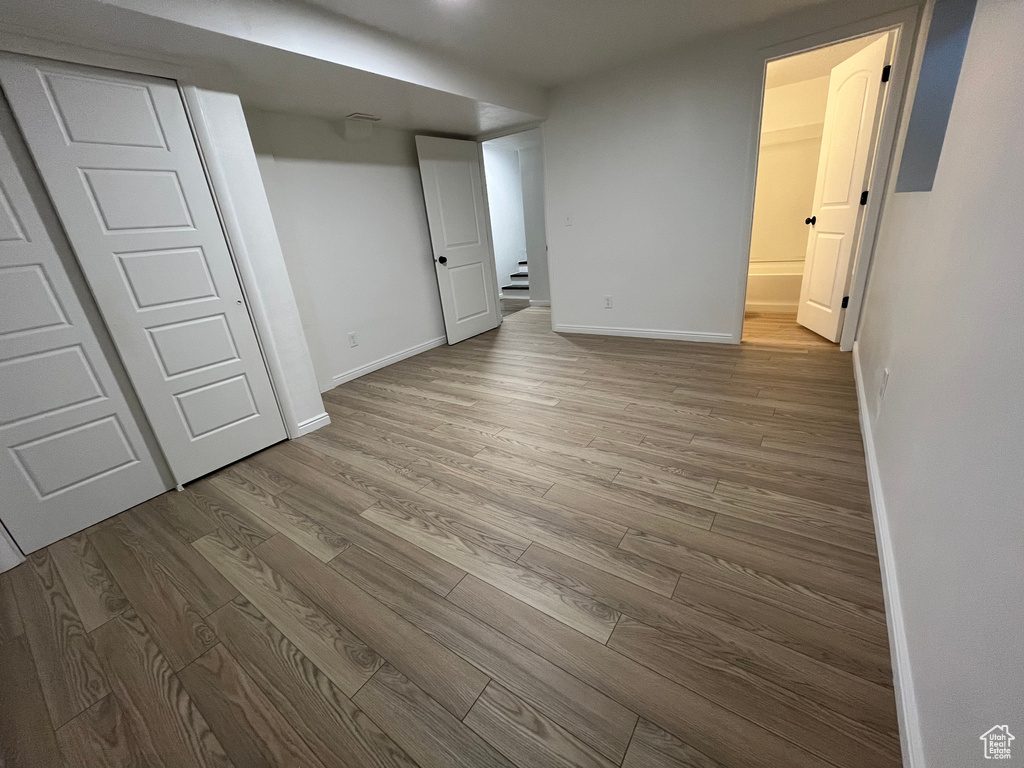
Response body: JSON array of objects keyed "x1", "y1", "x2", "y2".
[
  {"x1": 805, "y1": 216, "x2": 817, "y2": 225},
  {"x1": 437, "y1": 256, "x2": 448, "y2": 265}
]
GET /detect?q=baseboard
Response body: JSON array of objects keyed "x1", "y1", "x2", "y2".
[
  {"x1": 529, "y1": 299, "x2": 551, "y2": 307},
  {"x1": 293, "y1": 411, "x2": 331, "y2": 438},
  {"x1": 330, "y1": 336, "x2": 447, "y2": 388},
  {"x1": 553, "y1": 323, "x2": 735, "y2": 345},
  {"x1": 744, "y1": 301, "x2": 798, "y2": 313},
  {"x1": 853, "y1": 341, "x2": 924, "y2": 768}
]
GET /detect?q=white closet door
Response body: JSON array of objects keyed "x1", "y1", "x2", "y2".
[
  {"x1": 0, "y1": 54, "x2": 286, "y2": 484},
  {"x1": 0, "y1": 97, "x2": 169, "y2": 553}
]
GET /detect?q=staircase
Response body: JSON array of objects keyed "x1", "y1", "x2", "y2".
[{"x1": 502, "y1": 260, "x2": 529, "y2": 298}]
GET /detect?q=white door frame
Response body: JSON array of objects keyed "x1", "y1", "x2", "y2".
[
  {"x1": 736, "y1": 6, "x2": 922, "y2": 350},
  {"x1": 0, "y1": 34, "x2": 327, "y2": 440}
]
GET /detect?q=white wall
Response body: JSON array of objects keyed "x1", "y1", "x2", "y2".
[
  {"x1": 482, "y1": 144, "x2": 528, "y2": 290},
  {"x1": 746, "y1": 77, "x2": 827, "y2": 312},
  {"x1": 542, "y1": 0, "x2": 909, "y2": 342},
  {"x1": 855, "y1": 0, "x2": 1024, "y2": 765},
  {"x1": 245, "y1": 109, "x2": 446, "y2": 390}
]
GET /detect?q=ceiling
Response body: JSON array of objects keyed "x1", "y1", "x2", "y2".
[
  {"x1": 304, "y1": 0, "x2": 839, "y2": 87},
  {"x1": 766, "y1": 32, "x2": 885, "y2": 89}
]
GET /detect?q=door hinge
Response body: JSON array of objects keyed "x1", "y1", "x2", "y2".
[
  {"x1": 860, "y1": 190, "x2": 869, "y2": 206},
  {"x1": 841, "y1": 296, "x2": 850, "y2": 309},
  {"x1": 881, "y1": 65, "x2": 892, "y2": 83}
]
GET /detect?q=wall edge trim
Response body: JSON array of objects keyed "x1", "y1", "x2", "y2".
[
  {"x1": 853, "y1": 340, "x2": 925, "y2": 768},
  {"x1": 329, "y1": 336, "x2": 448, "y2": 388},
  {"x1": 553, "y1": 324, "x2": 735, "y2": 344},
  {"x1": 293, "y1": 412, "x2": 331, "y2": 438}
]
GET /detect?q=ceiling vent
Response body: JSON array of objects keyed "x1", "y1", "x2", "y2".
[{"x1": 340, "y1": 113, "x2": 381, "y2": 142}]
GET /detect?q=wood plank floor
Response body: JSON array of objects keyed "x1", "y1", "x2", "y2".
[
  {"x1": 0, "y1": 307, "x2": 898, "y2": 768},
  {"x1": 742, "y1": 311, "x2": 836, "y2": 347}
]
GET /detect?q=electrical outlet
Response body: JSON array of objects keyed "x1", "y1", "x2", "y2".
[
  {"x1": 604, "y1": 295, "x2": 613, "y2": 309},
  {"x1": 879, "y1": 367, "x2": 890, "y2": 401},
  {"x1": 564, "y1": 214, "x2": 574, "y2": 227},
  {"x1": 348, "y1": 332, "x2": 358, "y2": 348}
]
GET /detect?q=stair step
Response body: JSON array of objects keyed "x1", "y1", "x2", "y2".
[
  {"x1": 502, "y1": 284, "x2": 529, "y2": 291},
  {"x1": 510, "y1": 272, "x2": 528, "y2": 278}
]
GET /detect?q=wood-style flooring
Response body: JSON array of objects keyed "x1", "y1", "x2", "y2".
[
  {"x1": 0, "y1": 307, "x2": 898, "y2": 768},
  {"x1": 743, "y1": 311, "x2": 835, "y2": 347}
]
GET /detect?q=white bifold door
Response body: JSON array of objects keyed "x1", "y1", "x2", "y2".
[
  {"x1": 415, "y1": 136, "x2": 501, "y2": 344},
  {"x1": 797, "y1": 35, "x2": 890, "y2": 341},
  {"x1": 0, "y1": 55, "x2": 286, "y2": 489},
  {"x1": 0, "y1": 97, "x2": 170, "y2": 552}
]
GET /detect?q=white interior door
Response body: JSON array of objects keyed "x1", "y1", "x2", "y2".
[
  {"x1": 797, "y1": 35, "x2": 890, "y2": 341},
  {"x1": 415, "y1": 136, "x2": 501, "y2": 344},
  {"x1": 0, "y1": 54, "x2": 286, "y2": 485},
  {"x1": 0, "y1": 97, "x2": 170, "y2": 553}
]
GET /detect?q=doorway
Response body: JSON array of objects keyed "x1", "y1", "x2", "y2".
[
  {"x1": 481, "y1": 129, "x2": 550, "y2": 318},
  {"x1": 743, "y1": 31, "x2": 896, "y2": 346}
]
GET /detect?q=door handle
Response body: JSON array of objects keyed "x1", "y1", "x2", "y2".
[
  {"x1": 805, "y1": 216, "x2": 817, "y2": 226},
  {"x1": 437, "y1": 256, "x2": 448, "y2": 265}
]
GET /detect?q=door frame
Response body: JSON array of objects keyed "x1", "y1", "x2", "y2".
[
  {"x1": 736, "y1": 6, "x2": 921, "y2": 350},
  {"x1": 0, "y1": 34, "x2": 327, "y2": 439}
]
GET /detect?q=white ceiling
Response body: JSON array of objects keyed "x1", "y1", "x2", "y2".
[{"x1": 304, "y1": 0, "x2": 839, "y2": 87}]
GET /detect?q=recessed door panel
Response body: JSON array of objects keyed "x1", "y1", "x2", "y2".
[
  {"x1": 0, "y1": 345, "x2": 104, "y2": 426},
  {"x1": 41, "y1": 71, "x2": 167, "y2": 148},
  {"x1": 12, "y1": 416, "x2": 138, "y2": 498},
  {"x1": 0, "y1": 264, "x2": 68, "y2": 336},
  {"x1": 0, "y1": 54, "x2": 286, "y2": 484},
  {"x1": 117, "y1": 247, "x2": 217, "y2": 309},
  {"x1": 147, "y1": 314, "x2": 238, "y2": 378},
  {"x1": 0, "y1": 94, "x2": 169, "y2": 553},
  {"x1": 416, "y1": 136, "x2": 500, "y2": 345},
  {"x1": 80, "y1": 168, "x2": 194, "y2": 232}
]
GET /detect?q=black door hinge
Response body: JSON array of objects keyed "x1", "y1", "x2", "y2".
[
  {"x1": 882, "y1": 65, "x2": 892, "y2": 83},
  {"x1": 860, "y1": 190, "x2": 869, "y2": 205},
  {"x1": 841, "y1": 296, "x2": 850, "y2": 309}
]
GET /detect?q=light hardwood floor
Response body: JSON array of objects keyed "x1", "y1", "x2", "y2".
[
  {"x1": 0, "y1": 307, "x2": 898, "y2": 768},
  {"x1": 743, "y1": 311, "x2": 836, "y2": 347}
]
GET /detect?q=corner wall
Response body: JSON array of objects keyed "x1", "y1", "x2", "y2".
[
  {"x1": 542, "y1": 0, "x2": 911, "y2": 342},
  {"x1": 245, "y1": 109, "x2": 446, "y2": 390},
  {"x1": 855, "y1": 0, "x2": 1024, "y2": 764}
]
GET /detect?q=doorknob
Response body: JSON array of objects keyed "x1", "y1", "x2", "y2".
[
  {"x1": 805, "y1": 216, "x2": 817, "y2": 225},
  {"x1": 437, "y1": 256, "x2": 448, "y2": 265}
]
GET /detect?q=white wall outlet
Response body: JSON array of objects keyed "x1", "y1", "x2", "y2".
[
  {"x1": 348, "y1": 332, "x2": 358, "y2": 348},
  {"x1": 879, "y1": 367, "x2": 890, "y2": 401},
  {"x1": 604, "y1": 295, "x2": 613, "y2": 309},
  {"x1": 564, "y1": 214, "x2": 574, "y2": 227}
]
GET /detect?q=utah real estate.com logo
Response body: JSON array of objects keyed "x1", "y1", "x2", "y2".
[{"x1": 980, "y1": 725, "x2": 1015, "y2": 760}]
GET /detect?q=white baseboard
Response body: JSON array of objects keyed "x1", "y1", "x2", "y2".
[
  {"x1": 529, "y1": 299, "x2": 551, "y2": 307},
  {"x1": 293, "y1": 411, "x2": 331, "y2": 438},
  {"x1": 330, "y1": 336, "x2": 447, "y2": 388},
  {"x1": 744, "y1": 301, "x2": 798, "y2": 313},
  {"x1": 553, "y1": 323, "x2": 735, "y2": 345},
  {"x1": 853, "y1": 342, "x2": 924, "y2": 768},
  {"x1": 0, "y1": 525, "x2": 25, "y2": 573}
]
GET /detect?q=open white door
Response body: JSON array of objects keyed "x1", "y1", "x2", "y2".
[
  {"x1": 415, "y1": 136, "x2": 501, "y2": 345},
  {"x1": 797, "y1": 35, "x2": 890, "y2": 341},
  {"x1": 0, "y1": 54, "x2": 286, "y2": 485},
  {"x1": 0, "y1": 99, "x2": 169, "y2": 552}
]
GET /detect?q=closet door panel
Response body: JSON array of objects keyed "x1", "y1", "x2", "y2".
[
  {"x1": 0, "y1": 97, "x2": 169, "y2": 553},
  {"x1": 0, "y1": 55, "x2": 286, "y2": 484}
]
